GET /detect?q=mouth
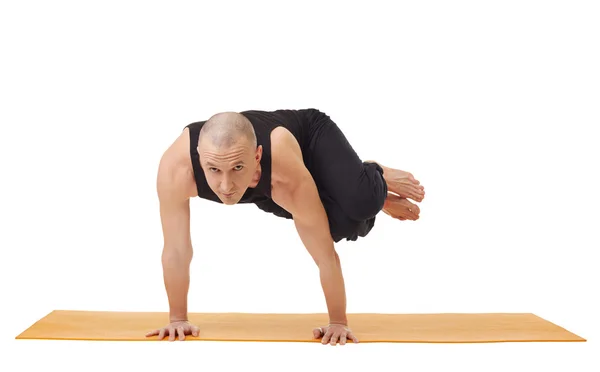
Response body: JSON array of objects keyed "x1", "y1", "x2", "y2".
[{"x1": 222, "y1": 192, "x2": 235, "y2": 198}]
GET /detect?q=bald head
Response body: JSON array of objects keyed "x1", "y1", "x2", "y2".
[
  {"x1": 196, "y1": 111, "x2": 262, "y2": 205},
  {"x1": 198, "y1": 111, "x2": 257, "y2": 150}
]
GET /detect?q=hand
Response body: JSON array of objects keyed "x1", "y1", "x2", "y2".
[
  {"x1": 313, "y1": 323, "x2": 359, "y2": 345},
  {"x1": 145, "y1": 320, "x2": 200, "y2": 341}
]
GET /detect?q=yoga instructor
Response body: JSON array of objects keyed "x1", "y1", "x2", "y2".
[{"x1": 146, "y1": 108, "x2": 425, "y2": 345}]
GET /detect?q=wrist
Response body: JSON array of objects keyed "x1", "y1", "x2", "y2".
[{"x1": 170, "y1": 316, "x2": 188, "y2": 323}]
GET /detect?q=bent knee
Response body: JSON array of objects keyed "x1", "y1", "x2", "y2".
[
  {"x1": 344, "y1": 192, "x2": 385, "y2": 221},
  {"x1": 341, "y1": 164, "x2": 387, "y2": 221}
]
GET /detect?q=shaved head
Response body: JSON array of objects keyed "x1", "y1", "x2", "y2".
[
  {"x1": 196, "y1": 111, "x2": 262, "y2": 205},
  {"x1": 198, "y1": 111, "x2": 257, "y2": 150}
]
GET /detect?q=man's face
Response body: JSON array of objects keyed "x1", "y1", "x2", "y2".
[{"x1": 198, "y1": 138, "x2": 262, "y2": 205}]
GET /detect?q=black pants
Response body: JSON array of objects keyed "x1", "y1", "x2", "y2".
[{"x1": 256, "y1": 110, "x2": 388, "y2": 242}]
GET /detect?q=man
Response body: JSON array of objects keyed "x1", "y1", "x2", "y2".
[{"x1": 146, "y1": 108, "x2": 425, "y2": 345}]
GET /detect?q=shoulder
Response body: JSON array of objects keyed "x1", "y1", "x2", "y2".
[
  {"x1": 270, "y1": 126, "x2": 298, "y2": 150},
  {"x1": 270, "y1": 126, "x2": 309, "y2": 188},
  {"x1": 157, "y1": 128, "x2": 196, "y2": 201}
]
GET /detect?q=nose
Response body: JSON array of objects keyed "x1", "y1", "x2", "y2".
[{"x1": 220, "y1": 176, "x2": 234, "y2": 193}]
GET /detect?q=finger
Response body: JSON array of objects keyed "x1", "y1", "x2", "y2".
[
  {"x1": 158, "y1": 328, "x2": 166, "y2": 340},
  {"x1": 178, "y1": 326, "x2": 186, "y2": 341},
  {"x1": 348, "y1": 331, "x2": 360, "y2": 343},
  {"x1": 329, "y1": 332, "x2": 339, "y2": 346},
  {"x1": 192, "y1": 326, "x2": 200, "y2": 337},
  {"x1": 313, "y1": 327, "x2": 323, "y2": 339},
  {"x1": 146, "y1": 329, "x2": 159, "y2": 337},
  {"x1": 321, "y1": 329, "x2": 331, "y2": 344},
  {"x1": 340, "y1": 334, "x2": 347, "y2": 345},
  {"x1": 169, "y1": 327, "x2": 176, "y2": 342}
]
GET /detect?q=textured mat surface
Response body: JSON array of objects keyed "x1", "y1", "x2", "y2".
[{"x1": 15, "y1": 310, "x2": 586, "y2": 343}]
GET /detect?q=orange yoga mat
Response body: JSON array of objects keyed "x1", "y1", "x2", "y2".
[{"x1": 15, "y1": 310, "x2": 586, "y2": 343}]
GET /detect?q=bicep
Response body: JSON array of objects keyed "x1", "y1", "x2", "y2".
[
  {"x1": 157, "y1": 155, "x2": 192, "y2": 253},
  {"x1": 159, "y1": 194, "x2": 192, "y2": 250},
  {"x1": 270, "y1": 131, "x2": 326, "y2": 224},
  {"x1": 288, "y1": 172, "x2": 322, "y2": 217}
]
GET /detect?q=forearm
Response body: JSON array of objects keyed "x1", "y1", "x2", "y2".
[
  {"x1": 161, "y1": 248, "x2": 192, "y2": 322},
  {"x1": 318, "y1": 254, "x2": 347, "y2": 325},
  {"x1": 294, "y1": 220, "x2": 347, "y2": 325}
]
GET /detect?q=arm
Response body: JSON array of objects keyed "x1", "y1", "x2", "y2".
[
  {"x1": 156, "y1": 153, "x2": 193, "y2": 322},
  {"x1": 270, "y1": 128, "x2": 348, "y2": 325}
]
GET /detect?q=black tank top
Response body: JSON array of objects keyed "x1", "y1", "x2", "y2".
[{"x1": 184, "y1": 108, "x2": 323, "y2": 205}]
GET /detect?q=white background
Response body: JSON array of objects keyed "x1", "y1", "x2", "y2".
[{"x1": 1, "y1": 0, "x2": 598, "y2": 371}]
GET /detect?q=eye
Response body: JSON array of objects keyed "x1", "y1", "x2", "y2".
[
  {"x1": 234, "y1": 165, "x2": 244, "y2": 171},
  {"x1": 209, "y1": 167, "x2": 219, "y2": 172}
]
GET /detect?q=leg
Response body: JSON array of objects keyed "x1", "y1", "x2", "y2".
[
  {"x1": 319, "y1": 191, "x2": 374, "y2": 242},
  {"x1": 306, "y1": 113, "x2": 387, "y2": 224},
  {"x1": 362, "y1": 161, "x2": 424, "y2": 221}
]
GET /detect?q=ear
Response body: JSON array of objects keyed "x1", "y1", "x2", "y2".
[{"x1": 255, "y1": 145, "x2": 263, "y2": 162}]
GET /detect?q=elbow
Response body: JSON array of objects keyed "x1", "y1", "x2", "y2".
[
  {"x1": 315, "y1": 249, "x2": 339, "y2": 269},
  {"x1": 162, "y1": 244, "x2": 193, "y2": 265},
  {"x1": 290, "y1": 179, "x2": 328, "y2": 227}
]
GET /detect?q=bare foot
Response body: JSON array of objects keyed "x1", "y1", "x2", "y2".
[
  {"x1": 383, "y1": 166, "x2": 425, "y2": 202},
  {"x1": 381, "y1": 193, "x2": 420, "y2": 221},
  {"x1": 365, "y1": 161, "x2": 425, "y2": 202}
]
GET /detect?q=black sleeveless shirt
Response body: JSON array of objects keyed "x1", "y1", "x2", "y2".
[{"x1": 183, "y1": 108, "x2": 323, "y2": 211}]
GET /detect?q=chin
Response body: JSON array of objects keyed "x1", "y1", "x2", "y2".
[{"x1": 220, "y1": 196, "x2": 240, "y2": 205}]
